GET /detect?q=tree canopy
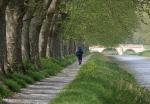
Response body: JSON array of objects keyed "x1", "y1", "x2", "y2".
[{"x1": 61, "y1": 0, "x2": 138, "y2": 46}]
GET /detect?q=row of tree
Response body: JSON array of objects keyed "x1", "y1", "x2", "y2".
[
  {"x1": 0, "y1": 0, "x2": 80, "y2": 74},
  {"x1": 0, "y1": 0, "x2": 140, "y2": 74}
]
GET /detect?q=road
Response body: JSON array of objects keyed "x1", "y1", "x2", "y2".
[{"x1": 112, "y1": 55, "x2": 150, "y2": 90}]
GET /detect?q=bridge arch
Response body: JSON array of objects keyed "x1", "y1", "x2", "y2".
[
  {"x1": 102, "y1": 48, "x2": 119, "y2": 55},
  {"x1": 123, "y1": 49, "x2": 136, "y2": 55}
]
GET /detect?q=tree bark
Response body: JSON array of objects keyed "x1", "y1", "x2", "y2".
[
  {"x1": 48, "y1": 14, "x2": 56, "y2": 57},
  {"x1": 49, "y1": 14, "x2": 63, "y2": 59},
  {"x1": 50, "y1": 26, "x2": 63, "y2": 58},
  {"x1": 40, "y1": 0, "x2": 59, "y2": 58},
  {"x1": 29, "y1": 0, "x2": 49, "y2": 69},
  {"x1": 22, "y1": 8, "x2": 34, "y2": 61},
  {"x1": 6, "y1": 0, "x2": 25, "y2": 72},
  {"x1": 68, "y1": 39, "x2": 76, "y2": 55},
  {"x1": 62, "y1": 40, "x2": 69, "y2": 56},
  {"x1": 39, "y1": 16, "x2": 53, "y2": 58},
  {"x1": 0, "y1": 0, "x2": 8, "y2": 74}
]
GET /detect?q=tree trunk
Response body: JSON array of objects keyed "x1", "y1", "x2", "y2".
[
  {"x1": 29, "y1": 17, "x2": 43, "y2": 69},
  {"x1": 22, "y1": 8, "x2": 34, "y2": 61},
  {"x1": 50, "y1": 26, "x2": 63, "y2": 58},
  {"x1": 6, "y1": 0, "x2": 25, "y2": 72},
  {"x1": 39, "y1": 16, "x2": 53, "y2": 58},
  {"x1": 48, "y1": 14, "x2": 56, "y2": 57},
  {"x1": 68, "y1": 39, "x2": 76, "y2": 55},
  {"x1": 40, "y1": 0, "x2": 59, "y2": 58},
  {"x1": 0, "y1": 0, "x2": 8, "y2": 74},
  {"x1": 29, "y1": 0, "x2": 47, "y2": 69},
  {"x1": 48, "y1": 14, "x2": 63, "y2": 59},
  {"x1": 62, "y1": 40, "x2": 69, "y2": 56}
]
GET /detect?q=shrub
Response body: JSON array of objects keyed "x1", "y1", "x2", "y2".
[
  {"x1": 41, "y1": 58, "x2": 63, "y2": 75},
  {"x1": 23, "y1": 60, "x2": 36, "y2": 71},
  {"x1": 0, "y1": 84, "x2": 11, "y2": 97},
  {"x1": 13, "y1": 73, "x2": 35, "y2": 84},
  {"x1": 5, "y1": 74, "x2": 27, "y2": 88},
  {"x1": 3, "y1": 79, "x2": 21, "y2": 92},
  {"x1": 27, "y1": 71, "x2": 44, "y2": 81}
]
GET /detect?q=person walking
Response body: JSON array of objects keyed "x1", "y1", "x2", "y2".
[{"x1": 76, "y1": 47, "x2": 83, "y2": 65}]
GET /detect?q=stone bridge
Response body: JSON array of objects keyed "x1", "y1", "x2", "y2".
[{"x1": 89, "y1": 44, "x2": 146, "y2": 55}]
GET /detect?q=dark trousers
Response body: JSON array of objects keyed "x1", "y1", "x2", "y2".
[{"x1": 77, "y1": 56, "x2": 82, "y2": 65}]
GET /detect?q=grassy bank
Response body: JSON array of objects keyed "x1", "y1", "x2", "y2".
[
  {"x1": 50, "y1": 54, "x2": 150, "y2": 104},
  {"x1": 0, "y1": 55, "x2": 76, "y2": 102},
  {"x1": 139, "y1": 50, "x2": 150, "y2": 57}
]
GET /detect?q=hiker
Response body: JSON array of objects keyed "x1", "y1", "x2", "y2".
[{"x1": 76, "y1": 47, "x2": 84, "y2": 65}]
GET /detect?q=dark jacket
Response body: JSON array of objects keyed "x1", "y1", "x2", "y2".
[{"x1": 76, "y1": 48, "x2": 83, "y2": 57}]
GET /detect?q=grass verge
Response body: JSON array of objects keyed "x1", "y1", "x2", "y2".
[
  {"x1": 0, "y1": 55, "x2": 76, "y2": 102},
  {"x1": 139, "y1": 50, "x2": 150, "y2": 57},
  {"x1": 50, "y1": 53, "x2": 150, "y2": 104}
]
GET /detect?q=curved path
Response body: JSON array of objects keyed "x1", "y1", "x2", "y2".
[
  {"x1": 3, "y1": 56, "x2": 91, "y2": 104},
  {"x1": 112, "y1": 55, "x2": 150, "y2": 90}
]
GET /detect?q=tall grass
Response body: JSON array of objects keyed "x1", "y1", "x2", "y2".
[{"x1": 50, "y1": 54, "x2": 150, "y2": 104}]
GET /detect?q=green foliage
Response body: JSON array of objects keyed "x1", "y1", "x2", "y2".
[
  {"x1": 6, "y1": 74, "x2": 27, "y2": 88},
  {"x1": 0, "y1": 85, "x2": 11, "y2": 97},
  {"x1": 139, "y1": 50, "x2": 150, "y2": 57},
  {"x1": 50, "y1": 54, "x2": 150, "y2": 104},
  {"x1": 13, "y1": 73, "x2": 35, "y2": 84},
  {"x1": 27, "y1": 71, "x2": 45, "y2": 81},
  {"x1": 41, "y1": 55, "x2": 76, "y2": 75},
  {"x1": 41, "y1": 58, "x2": 63, "y2": 76},
  {"x1": 23, "y1": 60, "x2": 36, "y2": 71},
  {"x1": 58, "y1": 55, "x2": 76, "y2": 67},
  {"x1": 3, "y1": 79, "x2": 21, "y2": 92},
  {"x1": 61, "y1": 0, "x2": 138, "y2": 46}
]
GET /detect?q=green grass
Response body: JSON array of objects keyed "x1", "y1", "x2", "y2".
[
  {"x1": 139, "y1": 50, "x2": 150, "y2": 57},
  {"x1": 3, "y1": 79, "x2": 21, "y2": 92},
  {"x1": 0, "y1": 85, "x2": 11, "y2": 98},
  {"x1": 50, "y1": 54, "x2": 150, "y2": 104},
  {"x1": 0, "y1": 55, "x2": 76, "y2": 102},
  {"x1": 13, "y1": 73, "x2": 35, "y2": 84}
]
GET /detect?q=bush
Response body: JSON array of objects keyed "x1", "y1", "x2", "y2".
[
  {"x1": 5, "y1": 74, "x2": 27, "y2": 88},
  {"x1": 27, "y1": 71, "x2": 44, "y2": 81},
  {"x1": 0, "y1": 84, "x2": 11, "y2": 97},
  {"x1": 41, "y1": 58, "x2": 63, "y2": 75},
  {"x1": 58, "y1": 55, "x2": 76, "y2": 67},
  {"x1": 23, "y1": 60, "x2": 36, "y2": 71},
  {"x1": 3, "y1": 79, "x2": 21, "y2": 92},
  {"x1": 13, "y1": 73, "x2": 35, "y2": 84}
]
